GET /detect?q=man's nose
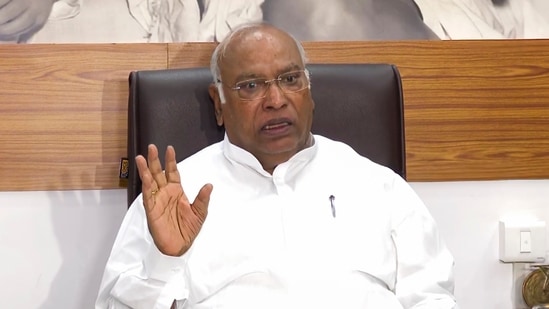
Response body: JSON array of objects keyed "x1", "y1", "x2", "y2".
[{"x1": 262, "y1": 81, "x2": 287, "y2": 109}]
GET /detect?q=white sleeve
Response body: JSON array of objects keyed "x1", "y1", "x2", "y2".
[
  {"x1": 127, "y1": 0, "x2": 201, "y2": 42},
  {"x1": 157, "y1": 0, "x2": 201, "y2": 42},
  {"x1": 389, "y1": 176, "x2": 458, "y2": 308},
  {"x1": 49, "y1": 0, "x2": 82, "y2": 20},
  {"x1": 127, "y1": 0, "x2": 155, "y2": 34},
  {"x1": 414, "y1": 0, "x2": 506, "y2": 39},
  {"x1": 199, "y1": 0, "x2": 265, "y2": 42},
  {"x1": 95, "y1": 196, "x2": 190, "y2": 309}
]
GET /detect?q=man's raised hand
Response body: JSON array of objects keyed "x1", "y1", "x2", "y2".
[{"x1": 136, "y1": 144, "x2": 212, "y2": 256}]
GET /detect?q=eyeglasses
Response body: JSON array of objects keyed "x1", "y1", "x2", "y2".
[{"x1": 219, "y1": 70, "x2": 310, "y2": 101}]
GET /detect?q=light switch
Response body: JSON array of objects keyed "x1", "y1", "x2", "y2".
[
  {"x1": 520, "y1": 231, "x2": 531, "y2": 253},
  {"x1": 499, "y1": 221, "x2": 546, "y2": 263}
]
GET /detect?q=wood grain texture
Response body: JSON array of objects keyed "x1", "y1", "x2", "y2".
[
  {"x1": 168, "y1": 42, "x2": 216, "y2": 68},
  {"x1": 1, "y1": 40, "x2": 548, "y2": 191},
  {"x1": 0, "y1": 44, "x2": 167, "y2": 191},
  {"x1": 320, "y1": 40, "x2": 549, "y2": 181},
  {"x1": 170, "y1": 40, "x2": 549, "y2": 181}
]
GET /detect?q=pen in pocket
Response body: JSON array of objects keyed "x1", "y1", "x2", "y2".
[{"x1": 329, "y1": 195, "x2": 336, "y2": 218}]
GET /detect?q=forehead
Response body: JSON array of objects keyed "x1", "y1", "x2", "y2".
[{"x1": 219, "y1": 27, "x2": 303, "y2": 79}]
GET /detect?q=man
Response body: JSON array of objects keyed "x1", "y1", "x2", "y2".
[
  {"x1": 26, "y1": 0, "x2": 263, "y2": 43},
  {"x1": 261, "y1": 0, "x2": 440, "y2": 40},
  {"x1": 96, "y1": 23, "x2": 458, "y2": 308},
  {"x1": 262, "y1": 0, "x2": 549, "y2": 41},
  {"x1": 9, "y1": 0, "x2": 148, "y2": 43},
  {"x1": 124, "y1": 0, "x2": 264, "y2": 43},
  {"x1": 416, "y1": 0, "x2": 549, "y2": 39}
]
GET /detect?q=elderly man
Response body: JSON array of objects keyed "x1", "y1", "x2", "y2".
[
  {"x1": 126, "y1": 0, "x2": 264, "y2": 42},
  {"x1": 96, "y1": 23, "x2": 457, "y2": 308},
  {"x1": 416, "y1": 0, "x2": 549, "y2": 39},
  {"x1": 262, "y1": 0, "x2": 439, "y2": 40},
  {"x1": 10, "y1": 0, "x2": 264, "y2": 43},
  {"x1": 262, "y1": 0, "x2": 549, "y2": 40}
]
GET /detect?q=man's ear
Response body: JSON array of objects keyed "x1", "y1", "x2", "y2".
[{"x1": 208, "y1": 83, "x2": 224, "y2": 126}]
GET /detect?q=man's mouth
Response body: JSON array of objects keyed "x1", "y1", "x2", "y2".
[
  {"x1": 263, "y1": 122, "x2": 290, "y2": 130},
  {"x1": 261, "y1": 118, "x2": 292, "y2": 132}
]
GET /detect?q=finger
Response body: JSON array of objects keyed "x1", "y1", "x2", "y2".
[
  {"x1": 164, "y1": 145, "x2": 181, "y2": 184},
  {"x1": 190, "y1": 183, "x2": 213, "y2": 220},
  {"x1": 136, "y1": 154, "x2": 156, "y2": 210},
  {"x1": 147, "y1": 144, "x2": 168, "y2": 188}
]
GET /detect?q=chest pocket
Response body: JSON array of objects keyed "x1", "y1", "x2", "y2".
[{"x1": 314, "y1": 193, "x2": 398, "y2": 288}]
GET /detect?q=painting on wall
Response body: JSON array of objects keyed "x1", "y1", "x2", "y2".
[{"x1": 1, "y1": 0, "x2": 548, "y2": 44}]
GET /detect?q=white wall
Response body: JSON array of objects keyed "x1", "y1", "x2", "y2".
[
  {"x1": 0, "y1": 180, "x2": 547, "y2": 309},
  {"x1": 411, "y1": 180, "x2": 549, "y2": 309},
  {"x1": 0, "y1": 190, "x2": 127, "y2": 309}
]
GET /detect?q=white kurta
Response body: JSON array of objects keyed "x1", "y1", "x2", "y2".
[
  {"x1": 127, "y1": 0, "x2": 264, "y2": 42},
  {"x1": 198, "y1": 0, "x2": 265, "y2": 42},
  {"x1": 96, "y1": 135, "x2": 457, "y2": 309},
  {"x1": 49, "y1": 0, "x2": 82, "y2": 20},
  {"x1": 416, "y1": 0, "x2": 549, "y2": 39}
]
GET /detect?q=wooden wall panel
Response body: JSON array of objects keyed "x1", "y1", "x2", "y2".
[
  {"x1": 303, "y1": 40, "x2": 549, "y2": 181},
  {"x1": 168, "y1": 43, "x2": 215, "y2": 68},
  {"x1": 170, "y1": 40, "x2": 549, "y2": 181},
  {"x1": 1, "y1": 40, "x2": 548, "y2": 191},
  {"x1": 0, "y1": 44, "x2": 167, "y2": 191}
]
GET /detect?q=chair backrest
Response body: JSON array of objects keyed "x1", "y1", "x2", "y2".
[{"x1": 127, "y1": 63, "x2": 406, "y2": 207}]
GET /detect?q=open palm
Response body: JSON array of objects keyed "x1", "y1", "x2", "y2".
[{"x1": 136, "y1": 144, "x2": 212, "y2": 256}]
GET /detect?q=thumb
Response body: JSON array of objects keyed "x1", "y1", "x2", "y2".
[{"x1": 191, "y1": 183, "x2": 213, "y2": 219}]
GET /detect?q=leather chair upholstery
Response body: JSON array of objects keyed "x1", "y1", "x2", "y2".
[{"x1": 127, "y1": 64, "x2": 405, "y2": 207}]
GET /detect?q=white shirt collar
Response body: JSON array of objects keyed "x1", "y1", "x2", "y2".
[{"x1": 221, "y1": 133, "x2": 318, "y2": 178}]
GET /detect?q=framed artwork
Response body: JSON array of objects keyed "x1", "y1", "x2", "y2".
[{"x1": 2, "y1": 0, "x2": 548, "y2": 44}]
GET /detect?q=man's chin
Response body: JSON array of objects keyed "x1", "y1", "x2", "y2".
[{"x1": 259, "y1": 139, "x2": 307, "y2": 157}]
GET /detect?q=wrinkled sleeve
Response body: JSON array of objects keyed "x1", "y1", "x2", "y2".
[
  {"x1": 127, "y1": 0, "x2": 200, "y2": 42},
  {"x1": 95, "y1": 195, "x2": 190, "y2": 309},
  {"x1": 158, "y1": 0, "x2": 200, "y2": 42},
  {"x1": 389, "y1": 176, "x2": 459, "y2": 308},
  {"x1": 127, "y1": 0, "x2": 156, "y2": 34},
  {"x1": 414, "y1": 0, "x2": 507, "y2": 39},
  {"x1": 199, "y1": 0, "x2": 265, "y2": 42},
  {"x1": 49, "y1": 0, "x2": 82, "y2": 20},
  {"x1": 224, "y1": 0, "x2": 264, "y2": 30}
]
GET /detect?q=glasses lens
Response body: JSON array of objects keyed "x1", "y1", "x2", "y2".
[
  {"x1": 234, "y1": 70, "x2": 309, "y2": 100},
  {"x1": 278, "y1": 71, "x2": 308, "y2": 93},
  {"x1": 235, "y1": 79, "x2": 267, "y2": 100}
]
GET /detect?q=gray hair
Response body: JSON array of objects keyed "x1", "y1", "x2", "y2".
[{"x1": 210, "y1": 23, "x2": 309, "y2": 103}]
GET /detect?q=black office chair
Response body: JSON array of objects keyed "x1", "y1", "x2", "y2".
[{"x1": 127, "y1": 64, "x2": 405, "y2": 207}]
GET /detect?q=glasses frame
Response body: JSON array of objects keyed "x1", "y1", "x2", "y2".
[{"x1": 217, "y1": 69, "x2": 310, "y2": 101}]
